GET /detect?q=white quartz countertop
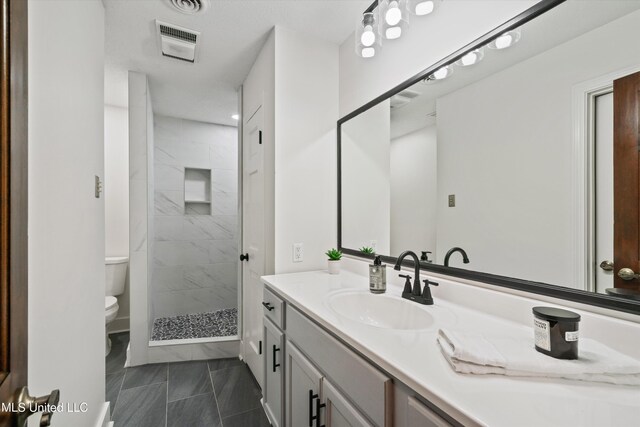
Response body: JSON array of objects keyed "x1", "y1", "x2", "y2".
[{"x1": 261, "y1": 270, "x2": 640, "y2": 427}]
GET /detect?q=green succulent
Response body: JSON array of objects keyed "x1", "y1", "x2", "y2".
[
  {"x1": 359, "y1": 246, "x2": 374, "y2": 255},
  {"x1": 325, "y1": 248, "x2": 342, "y2": 261}
]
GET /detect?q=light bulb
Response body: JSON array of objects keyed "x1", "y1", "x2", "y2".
[
  {"x1": 414, "y1": 1, "x2": 434, "y2": 15},
  {"x1": 385, "y1": 26, "x2": 402, "y2": 40},
  {"x1": 433, "y1": 67, "x2": 450, "y2": 80},
  {"x1": 495, "y1": 34, "x2": 513, "y2": 49},
  {"x1": 489, "y1": 29, "x2": 521, "y2": 50},
  {"x1": 385, "y1": 1, "x2": 402, "y2": 26},
  {"x1": 361, "y1": 25, "x2": 376, "y2": 47},
  {"x1": 361, "y1": 47, "x2": 375, "y2": 58}
]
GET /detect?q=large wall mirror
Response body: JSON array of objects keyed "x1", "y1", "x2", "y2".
[{"x1": 338, "y1": 0, "x2": 640, "y2": 314}]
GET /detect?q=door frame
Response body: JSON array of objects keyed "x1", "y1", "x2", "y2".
[
  {"x1": 0, "y1": 0, "x2": 29, "y2": 421},
  {"x1": 571, "y1": 64, "x2": 640, "y2": 293}
]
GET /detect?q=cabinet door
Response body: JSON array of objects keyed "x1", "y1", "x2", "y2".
[
  {"x1": 407, "y1": 396, "x2": 451, "y2": 427},
  {"x1": 264, "y1": 318, "x2": 284, "y2": 427},
  {"x1": 323, "y1": 379, "x2": 373, "y2": 427},
  {"x1": 286, "y1": 341, "x2": 323, "y2": 427}
]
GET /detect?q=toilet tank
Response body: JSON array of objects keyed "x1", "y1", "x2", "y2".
[{"x1": 105, "y1": 256, "x2": 129, "y2": 297}]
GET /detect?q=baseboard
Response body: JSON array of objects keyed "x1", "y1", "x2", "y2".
[{"x1": 95, "y1": 402, "x2": 110, "y2": 427}]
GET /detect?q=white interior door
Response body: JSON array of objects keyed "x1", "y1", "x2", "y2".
[
  {"x1": 595, "y1": 92, "x2": 614, "y2": 293},
  {"x1": 242, "y1": 105, "x2": 265, "y2": 388}
]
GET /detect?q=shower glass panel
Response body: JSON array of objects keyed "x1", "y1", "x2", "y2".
[{"x1": 150, "y1": 115, "x2": 239, "y2": 342}]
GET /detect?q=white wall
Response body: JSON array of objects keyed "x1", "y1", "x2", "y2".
[
  {"x1": 152, "y1": 115, "x2": 239, "y2": 320},
  {"x1": 339, "y1": 1, "x2": 536, "y2": 116},
  {"x1": 274, "y1": 27, "x2": 340, "y2": 272},
  {"x1": 128, "y1": 71, "x2": 154, "y2": 366},
  {"x1": 390, "y1": 125, "x2": 438, "y2": 257},
  {"x1": 28, "y1": 0, "x2": 106, "y2": 425},
  {"x1": 435, "y1": 8, "x2": 640, "y2": 287},
  {"x1": 105, "y1": 105, "x2": 130, "y2": 332},
  {"x1": 341, "y1": 100, "x2": 391, "y2": 254}
]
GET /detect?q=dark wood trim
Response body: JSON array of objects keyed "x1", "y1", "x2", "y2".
[
  {"x1": 337, "y1": 0, "x2": 640, "y2": 315},
  {"x1": 0, "y1": 0, "x2": 29, "y2": 417}
]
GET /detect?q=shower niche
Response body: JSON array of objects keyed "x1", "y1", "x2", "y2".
[{"x1": 184, "y1": 167, "x2": 211, "y2": 215}]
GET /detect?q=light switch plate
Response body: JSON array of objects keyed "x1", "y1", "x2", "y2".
[{"x1": 448, "y1": 194, "x2": 455, "y2": 207}]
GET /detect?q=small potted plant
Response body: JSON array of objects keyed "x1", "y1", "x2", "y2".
[
  {"x1": 325, "y1": 248, "x2": 342, "y2": 275},
  {"x1": 360, "y1": 246, "x2": 374, "y2": 256}
]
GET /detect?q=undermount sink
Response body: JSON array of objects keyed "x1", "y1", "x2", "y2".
[{"x1": 327, "y1": 290, "x2": 436, "y2": 330}]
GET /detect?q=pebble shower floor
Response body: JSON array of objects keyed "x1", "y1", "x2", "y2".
[{"x1": 151, "y1": 308, "x2": 238, "y2": 341}]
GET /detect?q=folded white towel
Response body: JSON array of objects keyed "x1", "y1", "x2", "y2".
[{"x1": 437, "y1": 328, "x2": 640, "y2": 386}]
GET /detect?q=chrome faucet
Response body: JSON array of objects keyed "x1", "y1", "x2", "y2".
[
  {"x1": 394, "y1": 250, "x2": 438, "y2": 305},
  {"x1": 444, "y1": 247, "x2": 470, "y2": 267}
]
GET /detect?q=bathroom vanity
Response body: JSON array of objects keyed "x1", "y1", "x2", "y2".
[{"x1": 260, "y1": 267, "x2": 640, "y2": 427}]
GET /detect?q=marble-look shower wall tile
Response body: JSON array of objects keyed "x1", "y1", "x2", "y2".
[
  {"x1": 154, "y1": 216, "x2": 183, "y2": 241},
  {"x1": 151, "y1": 115, "x2": 238, "y2": 320},
  {"x1": 211, "y1": 192, "x2": 237, "y2": 216},
  {"x1": 210, "y1": 144, "x2": 238, "y2": 170},
  {"x1": 155, "y1": 164, "x2": 184, "y2": 191},
  {"x1": 155, "y1": 190, "x2": 184, "y2": 216},
  {"x1": 183, "y1": 216, "x2": 234, "y2": 241},
  {"x1": 212, "y1": 169, "x2": 238, "y2": 194},
  {"x1": 152, "y1": 266, "x2": 186, "y2": 292},
  {"x1": 208, "y1": 240, "x2": 238, "y2": 264},
  {"x1": 183, "y1": 263, "x2": 238, "y2": 290},
  {"x1": 154, "y1": 241, "x2": 185, "y2": 267}
]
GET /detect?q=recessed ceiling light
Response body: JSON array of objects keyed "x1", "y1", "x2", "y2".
[
  {"x1": 232, "y1": 114, "x2": 239, "y2": 120},
  {"x1": 488, "y1": 29, "x2": 522, "y2": 50}
]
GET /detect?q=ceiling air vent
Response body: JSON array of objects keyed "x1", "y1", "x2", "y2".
[
  {"x1": 169, "y1": 0, "x2": 210, "y2": 15},
  {"x1": 155, "y1": 20, "x2": 201, "y2": 63},
  {"x1": 390, "y1": 89, "x2": 421, "y2": 109}
]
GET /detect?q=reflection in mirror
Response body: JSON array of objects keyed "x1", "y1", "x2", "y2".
[{"x1": 341, "y1": 1, "x2": 640, "y2": 299}]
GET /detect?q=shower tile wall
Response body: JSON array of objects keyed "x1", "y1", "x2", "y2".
[{"x1": 152, "y1": 115, "x2": 238, "y2": 319}]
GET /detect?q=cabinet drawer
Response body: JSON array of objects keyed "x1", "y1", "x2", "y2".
[
  {"x1": 263, "y1": 287, "x2": 285, "y2": 329},
  {"x1": 286, "y1": 305, "x2": 393, "y2": 427}
]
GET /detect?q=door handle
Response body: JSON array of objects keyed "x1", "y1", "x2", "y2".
[
  {"x1": 599, "y1": 260, "x2": 614, "y2": 271},
  {"x1": 314, "y1": 395, "x2": 326, "y2": 427},
  {"x1": 272, "y1": 345, "x2": 280, "y2": 372},
  {"x1": 16, "y1": 387, "x2": 60, "y2": 427},
  {"x1": 617, "y1": 268, "x2": 640, "y2": 281},
  {"x1": 240, "y1": 253, "x2": 249, "y2": 262}
]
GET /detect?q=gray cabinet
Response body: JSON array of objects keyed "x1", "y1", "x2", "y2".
[
  {"x1": 323, "y1": 379, "x2": 373, "y2": 427},
  {"x1": 285, "y1": 341, "x2": 323, "y2": 427},
  {"x1": 406, "y1": 396, "x2": 451, "y2": 427},
  {"x1": 264, "y1": 318, "x2": 284, "y2": 427}
]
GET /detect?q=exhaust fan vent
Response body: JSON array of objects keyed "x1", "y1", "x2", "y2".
[
  {"x1": 155, "y1": 20, "x2": 201, "y2": 63},
  {"x1": 170, "y1": 0, "x2": 210, "y2": 15},
  {"x1": 390, "y1": 89, "x2": 421, "y2": 109}
]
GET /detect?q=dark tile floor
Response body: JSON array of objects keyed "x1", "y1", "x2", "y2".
[{"x1": 106, "y1": 332, "x2": 270, "y2": 427}]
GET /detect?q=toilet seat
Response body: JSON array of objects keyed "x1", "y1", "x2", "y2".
[{"x1": 105, "y1": 296, "x2": 118, "y2": 311}]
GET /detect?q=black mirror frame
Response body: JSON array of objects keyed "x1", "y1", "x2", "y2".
[{"x1": 337, "y1": 0, "x2": 640, "y2": 315}]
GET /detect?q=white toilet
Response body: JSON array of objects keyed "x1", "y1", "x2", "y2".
[{"x1": 105, "y1": 256, "x2": 128, "y2": 356}]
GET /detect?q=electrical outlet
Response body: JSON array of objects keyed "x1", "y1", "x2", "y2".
[
  {"x1": 370, "y1": 240, "x2": 377, "y2": 251},
  {"x1": 448, "y1": 194, "x2": 456, "y2": 207},
  {"x1": 293, "y1": 243, "x2": 304, "y2": 263}
]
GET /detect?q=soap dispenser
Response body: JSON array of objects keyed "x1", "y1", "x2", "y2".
[{"x1": 369, "y1": 256, "x2": 387, "y2": 294}]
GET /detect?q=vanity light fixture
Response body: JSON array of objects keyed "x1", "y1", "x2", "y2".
[
  {"x1": 455, "y1": 47, "x2": 485, "y2": 67},
  {"x1": 356, "y1": 0, "x2": 441, "y2": 58},
  {"x1": 356, "y1": 11, "x2": 381, "y2": 58},
  {"x1": 488, "y1": 28, "x2": 522, "y2": 50}
]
